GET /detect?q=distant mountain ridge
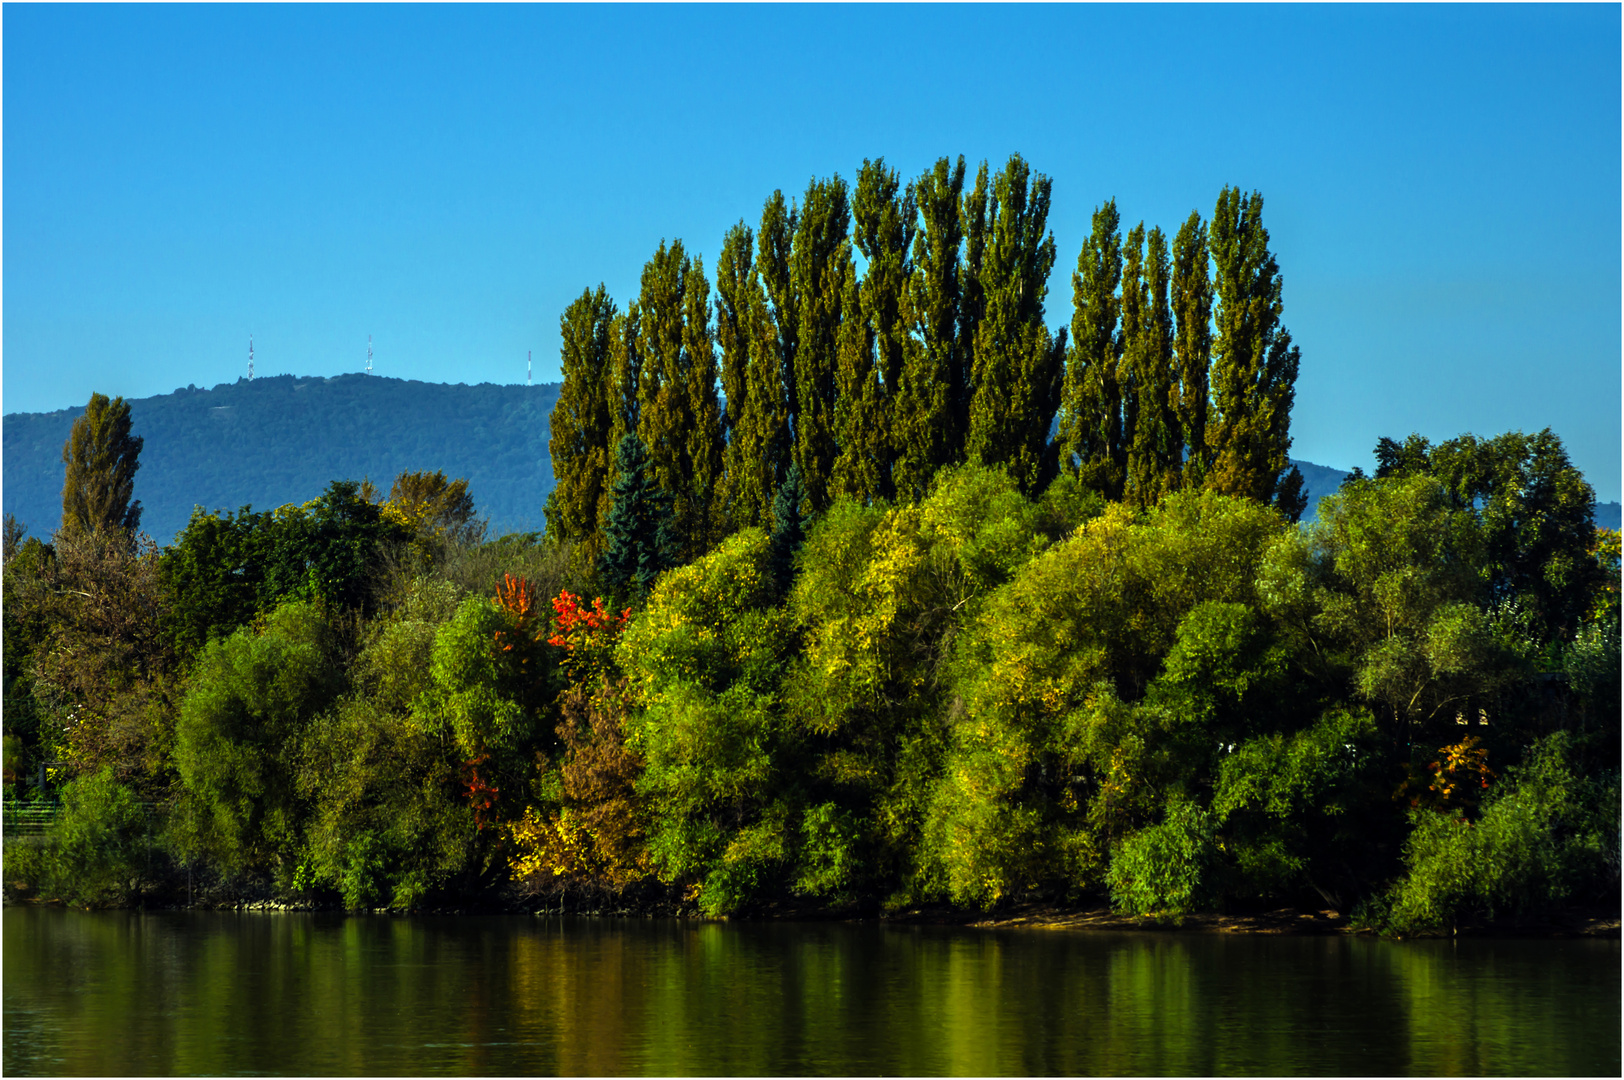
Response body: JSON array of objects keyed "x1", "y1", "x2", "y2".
[
  {"x1": 4, "y1": 374, "x2": 560, "y2": 545},
  {"x1": 4, "y1": 376, "x2": 1617, "y2": 544}
]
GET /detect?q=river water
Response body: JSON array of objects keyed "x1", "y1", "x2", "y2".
[{"x1": 3, "y1": 907, "x2": 1617, "y2": 1075}]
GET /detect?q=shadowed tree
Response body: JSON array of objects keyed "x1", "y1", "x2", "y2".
[
  {"x1": 790, "y1": 173, "x2": 853, "y2": 515},
  {"x1": 895, "y1": 156, "x2": 968, "y2": 501},
  {"x1": 958, "y1": 159, "x2": 990, "y2": 443},
  {"x1": 964, "y1": 153, "x2": 1065, "y2": 494},
  {"x1": 1171, "y1": 210, "x2": 1213, "y2": 490},
  {"x1": 1060, "y1": 200, "x2": 1125, "y2": 499},
  {"x1": 831, "y1": 256, "x2": 888, "y2": 505},
  {"x1": 833, "y1": 157, "x2": 915, "y2": 505},
  {"x1": 634, "y1": 240, "x2": 722, "y2": 558},
  {"x1": 598, "y1": 433, "x2": 679, "y2": 603},
  {"x1": 716, "y1": 221, "x2": 764, "y2": 528},
  {"x1": 1122, "y1": 225, "x2": 1178, "y2": 507}
]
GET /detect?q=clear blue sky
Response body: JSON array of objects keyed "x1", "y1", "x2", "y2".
[{"x1": 5, "y1": 3, "x2": 1619, "y2": 499}]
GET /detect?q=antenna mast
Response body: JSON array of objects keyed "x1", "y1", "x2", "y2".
[
  {"x1": 528, "y1": 350, "x2": 532, "y2": 387},
  {"x1": 248, "y1": 335, "x2": 255, "y2": 381},
  {"x1": 366, "y1": 335, "x2": 373, "y2": 376}
]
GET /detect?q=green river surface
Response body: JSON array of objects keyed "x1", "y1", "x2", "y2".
[{"x1": 3, "y1": 907, "x2": 1618, "y2": 1076}]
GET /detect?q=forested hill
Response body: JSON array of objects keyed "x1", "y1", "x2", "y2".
[
  {"x1": 5, "y1": 377, "x2": 1616, "y2": 545},
  {"x1": 4, "y1": 375, "x2": 561, "y2": 545}
]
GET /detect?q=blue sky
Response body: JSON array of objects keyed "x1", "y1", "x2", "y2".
[{"x1": 5, "y1": 3, "x2": 1619, "y2": 499}]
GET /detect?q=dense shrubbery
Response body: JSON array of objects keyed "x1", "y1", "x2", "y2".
[{"x1": 5, "y1": 445, "x2": 1616, "y2": 932}]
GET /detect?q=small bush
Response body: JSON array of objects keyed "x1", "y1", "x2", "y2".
[
  {"x1": 1107, "y1": 795, "x2": 1218, "y2": 920},
  {"x1": 6, "y1": 767, "x2": 155, "y2": 906}
]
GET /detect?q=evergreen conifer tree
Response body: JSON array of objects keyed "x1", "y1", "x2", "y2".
[
  {"x1": 1205, "y1": 187, "x2": 1300, "y2": 507},
  {"x1": 546, "y1": 285, "x2": 617, "y2": 554},
  {"x1": 1171, "y1": 211, "x2": 1213, "y2": 490},
  {"x1": 964, "y1": 153, "x2": 1064, "y2": 494},
  {"x1": 598, "y1": 432, "x2": 679, "y2": 603},
  {"x1": 767, "y1": 461, "x2": 813, "y2": 597},
  {"x1": 60, "y1": 392, "x2": 143, "y2": 539},
  {"x1": 1060, "y1": 200, "x2": 1125, "y2": 499},
  {"x1": 894, "y1": 156, "x2": 967, "y2": 501}
]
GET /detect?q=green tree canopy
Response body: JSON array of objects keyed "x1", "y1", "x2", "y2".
[
  {"x1": 1061, "y1": 200, "x2": 1125, "y2": 498},
  {"x1": 1375, "y1": 429, "x2": 1601, "y2": 641},
  {"x1": 1205, "y1": 187, "x2": 1300, "y2": 509},
  {"x1": 547, "y1": 286, "x2": 619, "y2": 557},
  {"x1": 61, "y1": 392, "x2": 144, "y2": 539},
  {"x1": 894, "y1": 156, "x2": 968, "y2": 501},
  {"x1": 964, "y1": 153, "x2": 1065, "y2": 495}
]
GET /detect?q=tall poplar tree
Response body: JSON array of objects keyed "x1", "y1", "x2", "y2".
[
  {"x1": 1205, "y1": 187, "x2": 1301, "y2": 507},
  {"x1": 748, "y1": 277, "x2": 793, "y2": 530},
  {"x1": 605, "y1": 303, "x2": 642, "y2": 495},
  {"x1": 1117, "y1": 223, "x2": 1147, "y2": 499},
  {"x1": 964, "y1": 153, "x2": 1064, "y2": 494},
  {"x1": 546, "y1": 285, "x2": 617, "y2": 553},
  {"x1": 716, "y1": 222, "x2": 779, "y2": 530},
  {"x1": 830, "y1": 257, "x2": 885, "y2": 504},
  {"x1": 1060, "y1": 200, "x2": 1124, "y2": 499},
  {"x1": 835, "y1": 158, "x2": 915, "y2": 505},
  {"x1": 682, "y1": 249, "x2": 724, "y2": 546},
  {"x1": 957, "y1": 160, "x2": 990, "y2": 443},
  {"x1": 758, "y1": 189, "x2": 799, "y2": 457},
  {"x1": 1171, "y1": 211, "x2": 1213, "y2": 490},
  {"x1": 789, "y1": 174, "x2": 852, "y2": 514},
  {"x1": 61, "y1": 392, "x2": 143, "y2": 539},
  {"x1": 635, "y1": 239, "x2": 722, "y2": 558},
  {"x1": 1123, "y1": 227, "x2": 1178, "y2": 507},
  {"x1": 894, "y1": 156, "x2": 967, "y2": 501}
]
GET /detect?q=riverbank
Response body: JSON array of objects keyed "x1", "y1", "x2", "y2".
[
  {"x1": 15, "y1": 887, "x2": 1612, "y2": 940},
  {"x1": 954, "y1": 900, "x2": 1621, "y2": 939}
]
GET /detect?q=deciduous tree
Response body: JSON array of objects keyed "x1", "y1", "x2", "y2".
[
  {"x1": 635, "y1": 240, "x2": 722, "y2": 558},
  {"x1": 1205, "y1": 187, "x2": 1300, "y2": 508},
  {"x1": 790, "y1": 174, "x2": 852, "y2": 514},
  {"x1": 894, "y1": 157, "x2": 968, "y2": 501},
  {"x1": 1171, "y1": 211, "x2": 1213, "y2": 490},
  {"x1": 546, "y1": 286, "x2": 618, "y2": 556},
  {"x1": 1061, "y1": 201, "x2": 1125, "y2": 499},
  {"x1": 1123, "y1": 225, "x2": 1178, "y2": 507},
  {"x1": 61, "y1": 392, "x2": 144, "y2": 540},
  {"x1": 964, "y1": 154, "x2": 1065, "y2": 494}
]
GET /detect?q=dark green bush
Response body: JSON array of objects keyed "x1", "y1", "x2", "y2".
[{"x1": 1384, "y1": 733, "x2": 1621, "y2": 933}]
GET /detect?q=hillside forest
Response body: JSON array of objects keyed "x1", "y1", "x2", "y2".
[{"x1": 4, "y1": 155, "x2": 1618, "y2": 934}]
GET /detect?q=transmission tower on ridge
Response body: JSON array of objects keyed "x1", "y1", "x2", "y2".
[
  {"x1": 367, "y1": 335, "x2": 373, "y2": 376},
  {"x1": 528, "y1": 350, "x2": 532, "y2": 387},
  {"x1": 248, "y1": 335, "x2": 255, "y2": 381}
]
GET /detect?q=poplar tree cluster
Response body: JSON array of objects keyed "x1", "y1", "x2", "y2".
[{"x1": 547, "y1": 155, "x2": 1307, "y2": 564}]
